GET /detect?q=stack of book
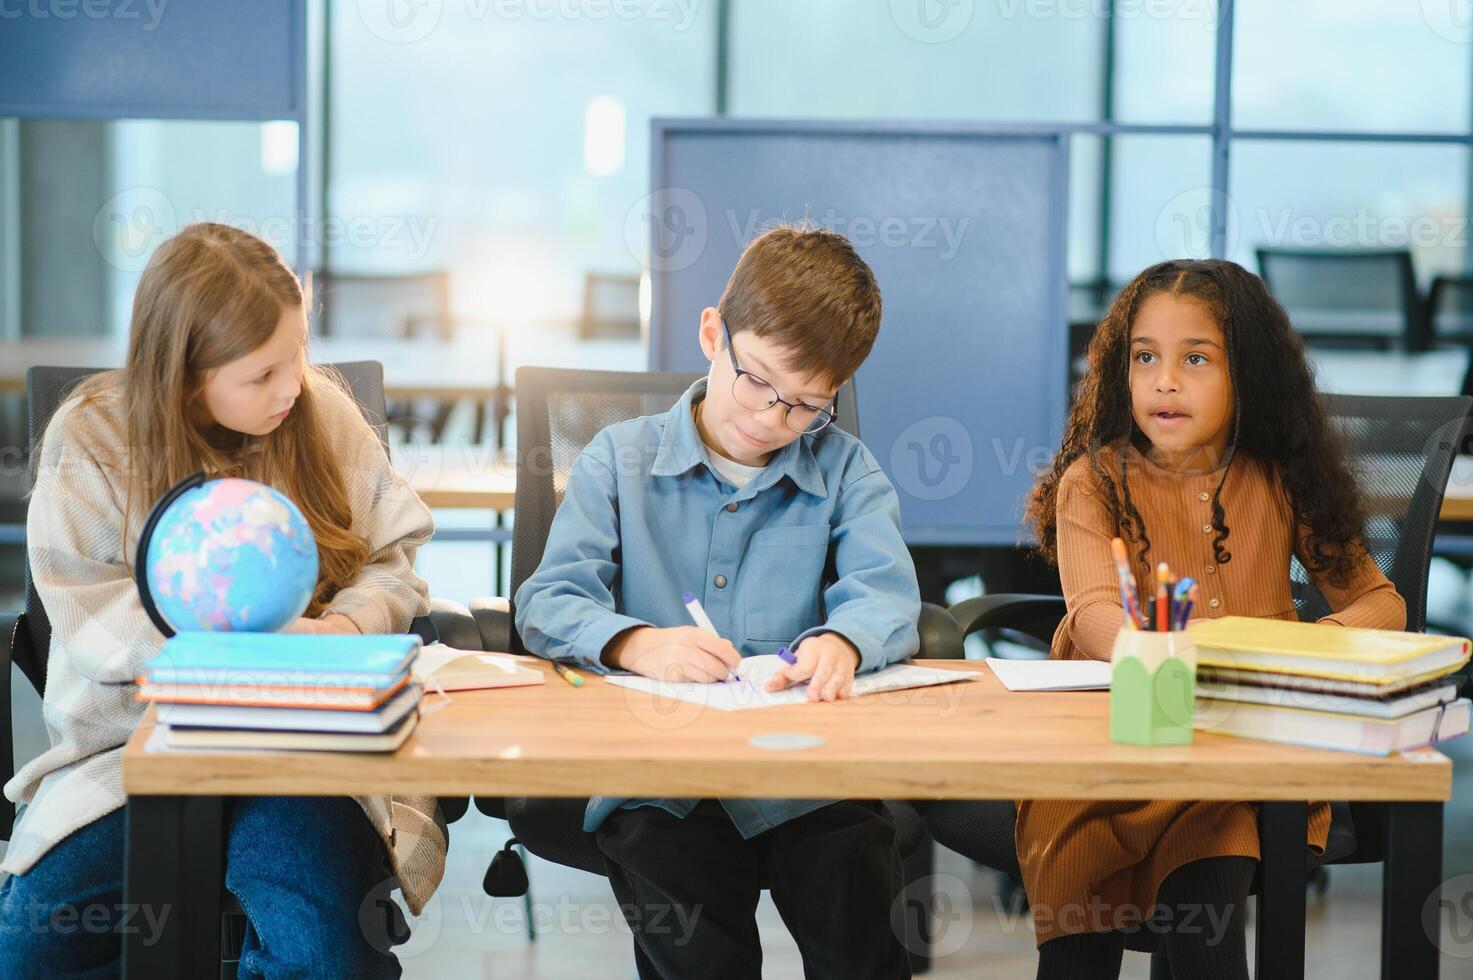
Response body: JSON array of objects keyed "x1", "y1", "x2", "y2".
[
  {"x1": 1190, "y1": 617, "x2": 1471, "y2": 756},
  {"x1": 139, "y1": 632, "x2": 424, "y2": 752}
]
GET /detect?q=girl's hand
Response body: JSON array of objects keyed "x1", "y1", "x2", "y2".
[
  {"x1": 284, "y1": 614, "x2": 360, "y2": 635},
  {"x1": 765, "y1": 633, "x2": 861, "y2": 702}
]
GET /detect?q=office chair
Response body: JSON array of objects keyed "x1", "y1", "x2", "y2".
[
  {"x1": 576, "y1": 272, "x2": 642, "y2": 340},
  {"x1": 1256, "y1": 247, "x2": 1429, "y2": 351},
  {"x1": 1430, "y1": 275, "x2": 1473, "y2": 352}
]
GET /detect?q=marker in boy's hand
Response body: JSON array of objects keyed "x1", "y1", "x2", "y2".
[
  {"x1": 764, "y1": 633, "x2": 861, "y2": 702},
  {"x1": 602, "y1": 625, "x2": 742, "y2": 683}
]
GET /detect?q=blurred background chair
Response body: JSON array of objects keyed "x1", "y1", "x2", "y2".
[
  {"x1": 576, "y1": 272, "x2": 642, "y2": 340},
  {"x1": 1256, "y1": 247, "x2": 1429, "y2": 351},
  {"x1": 1430, "y1": 275, "x2": 1473, "y2": 352},
  {"x1": 312, "y1": 270, "x2": 508, "y2": 446},
  {"x1": 314, "y1": 271, "x2": 454, "y2": 340}
]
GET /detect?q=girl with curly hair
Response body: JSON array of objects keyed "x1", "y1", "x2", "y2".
[{"x1": 1020, "y1": 259, "x2": 1405, "y2": 979}]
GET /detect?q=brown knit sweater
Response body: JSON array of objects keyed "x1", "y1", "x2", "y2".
[{"x1": 1018, "y1": 446, "x2": 1405, "y2": 946}]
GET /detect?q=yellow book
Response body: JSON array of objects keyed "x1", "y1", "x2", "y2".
[{"x1": 1188, "y1": 616, "x2": 1471, "y2": 685}]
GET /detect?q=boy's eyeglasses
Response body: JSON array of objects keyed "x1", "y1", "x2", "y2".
[{"x1": 721, "y1": 317, "x2": 837, "y2": 436}]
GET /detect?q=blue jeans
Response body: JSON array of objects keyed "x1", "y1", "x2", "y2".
[{"x1": 0, "y1": 796, "x2": 406, "y2": 979}]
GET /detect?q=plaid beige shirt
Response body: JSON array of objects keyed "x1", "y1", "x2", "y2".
[{"x1": 3, "y1": 381, "x2": 446, "y2": 914}]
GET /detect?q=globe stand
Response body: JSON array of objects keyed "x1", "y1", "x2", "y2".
[{"x1": 134, "y1": 471, "x2": 206, "y2": 639}]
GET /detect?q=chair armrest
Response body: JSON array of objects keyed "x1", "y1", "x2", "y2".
[
  {"x1": 427, "y1": 598, "x2": 484, "y2": 651},
  {"x1": 474, "y1": 796, "x2": 508, "y2": 820},
  {"x1": 468, "y1": 597, "x2": 515, "y2": 653},
  {"x1": 1, "y1": 612, "x2": 19, "y2": 840},
  {"x1": 916, "y1": 602, "x2": 963, "y2": 660},
  {"x1": 949, "y1": 594, "x2": 1068, "y2": 642},
  {"x1": 438, "y1": 796, "x2": 470, "y2": 824},
  {"x1": 1, "y1": 612, "x2": 17, "y2": 669}
]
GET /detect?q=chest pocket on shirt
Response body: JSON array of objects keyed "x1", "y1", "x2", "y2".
[{"x1": 742, "y1": 524, "x2": 831, "y2": 643}]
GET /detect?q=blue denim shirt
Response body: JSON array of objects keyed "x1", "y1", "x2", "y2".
[{"x1": 514, "y1": 379, "x2": 922, "y2": 837}]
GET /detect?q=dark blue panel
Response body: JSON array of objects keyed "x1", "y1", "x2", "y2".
[
  {"x1": 647, "y1": 120, "x2": 1069, "y2": 547},
  {"x1": 0, "y1": 0, "x2": 304, "y2": 120}
]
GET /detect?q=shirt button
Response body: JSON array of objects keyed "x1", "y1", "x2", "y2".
[
  {"x1": 714, "y1": 575, "x2": 728, "y2": 589},
  {"x1": 725, "y1": 502, "x2": 739, "y2": 512},
  {"x1": 1199, "y1": 492, "x2": 1210, "y2": 502},
  {"x1": 1209, "y1": 598, "x2": 1221, "y2": 609},
  {"x1": 1202, "y1": 524, "x2": 1213, "y2": 534},
  {"x1": 1205, "y1": 564, "x2": 1216, "y2": 575}
]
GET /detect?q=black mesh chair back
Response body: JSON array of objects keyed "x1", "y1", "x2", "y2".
[
  {"x1": 1288, "y1": 394, "x2": 1470, "y2": 631},
  {"x1": 508, "y1": 366, "x2": 859, "y2": 604},
  {"x1": 1256, "y1": 247, "x2": 1428, "y2": 349},
  {"x1": 17, "y1": 361, "x2": 391, "y2": 696}
]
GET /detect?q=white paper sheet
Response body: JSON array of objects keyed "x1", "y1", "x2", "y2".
[
  {"x1": 984, "y1": 657, "x2": 1111, "y2": 692},
  {"x1": 606, "y1": 662, "x2": 981, "y2": 711}
]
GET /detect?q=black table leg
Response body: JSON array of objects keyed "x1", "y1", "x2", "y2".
[
  {"x1": 1255, "y1": 801, "x2": 1307, "y2": 980},
  {"x1": 122, "y1": 794, "x2": 225, "y2": 979},
  {"x1": 1382, "y1": 801, "x2": 1444, "y2": 979},
  {"x1": 900, "y1": 833, "x2": 935, "y2": 975}
]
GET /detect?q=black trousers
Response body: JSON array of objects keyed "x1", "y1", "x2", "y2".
[
  {"x1": 1036, "y1": 856, "x2": 1257, "y2": 980},
  {"x1": 595, "y1": 799, "x2": 910, "y2": 980}
]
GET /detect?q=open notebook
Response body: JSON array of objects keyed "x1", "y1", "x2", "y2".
[{"x1": 412, "y1": 644, "x2": 545, "y2": 692}]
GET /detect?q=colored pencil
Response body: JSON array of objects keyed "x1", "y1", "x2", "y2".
[
  {"x1": 1155, "y1": 563, "x2": 1171, "y2": 632},
  {"x1": 1109, "y1": 538, "x2": 1143, "y2": 630}
]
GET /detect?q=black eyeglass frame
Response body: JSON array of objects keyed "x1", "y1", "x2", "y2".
[{"x1": 720, "y1": 317, "x2": 838, "y2": 436}]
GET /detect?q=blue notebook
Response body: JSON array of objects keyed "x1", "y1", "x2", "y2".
[{"x1": 146, "y1": 632, "x2": 421, "y2": 685}]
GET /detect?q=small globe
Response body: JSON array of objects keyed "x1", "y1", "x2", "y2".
[{"x1": 143, "y1": 477, "x2": 319, "y2": 633}]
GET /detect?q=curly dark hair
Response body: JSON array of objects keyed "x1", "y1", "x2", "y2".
[{"x1": 1027, "y1": 258, "x2": 1368, "y2": 587}]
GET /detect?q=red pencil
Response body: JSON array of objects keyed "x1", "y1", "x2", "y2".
[{"x1": 1155, "y1": 562, "x2": 1171, "y2": 632}]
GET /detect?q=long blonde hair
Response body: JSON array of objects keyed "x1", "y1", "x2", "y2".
[{"x1": 55, "y1": 223, "x2": 371, "y2": 617}]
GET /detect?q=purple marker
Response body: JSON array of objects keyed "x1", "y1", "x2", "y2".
[{"x1": 777, "y1": 646, "x2": 797, "y2": 665}]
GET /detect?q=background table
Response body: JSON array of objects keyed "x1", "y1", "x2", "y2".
[{"x1": 0, "y1": 331, "x2": 642, "y2": 400}]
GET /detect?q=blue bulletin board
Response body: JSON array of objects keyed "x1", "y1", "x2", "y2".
[{"x1": 646, "y1": 119, "x2": 1070, "y2": 546}]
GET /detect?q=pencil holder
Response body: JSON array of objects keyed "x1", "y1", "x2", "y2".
[{"x1": 1109, "y1": 630, "x2": 1196, "y2": 746}]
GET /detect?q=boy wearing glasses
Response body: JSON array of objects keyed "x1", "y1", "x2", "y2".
[{"x1": 515, "y1": 224, "x2": 920, "y2": 978}]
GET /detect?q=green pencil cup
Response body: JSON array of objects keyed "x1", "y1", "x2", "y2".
[{"x1": 1109, "y1": 629, "x2": 1196, "y2": 746}]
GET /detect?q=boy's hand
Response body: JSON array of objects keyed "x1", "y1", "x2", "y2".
[
  {"x1": 284, "y1": 614, "x2": 360, "y2": 636},
  {"x1": 604, "y1": 626, "x2": 742, "y2": 683},
  {"x1": 765, "y1": 633, "x2": 861, "y2": 701}
]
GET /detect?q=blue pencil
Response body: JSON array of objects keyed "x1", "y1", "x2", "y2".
[{"x1": 1173, "y1": 580, "x2": 1197, "y2": 631}]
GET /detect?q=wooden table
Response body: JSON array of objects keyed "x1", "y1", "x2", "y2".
[
  {"x1": 393, "y1": 443, "x2": 517, "y2": 592},
  {"x1": 120, "y1": 660, "x2": 1451, "y2": 979},
  {"x1": 1440, "y1": 456, "x2": 1473, "y2": 523},
  {"x1": 395, "y1": 444, "x2": 516, "y2": 511}
]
